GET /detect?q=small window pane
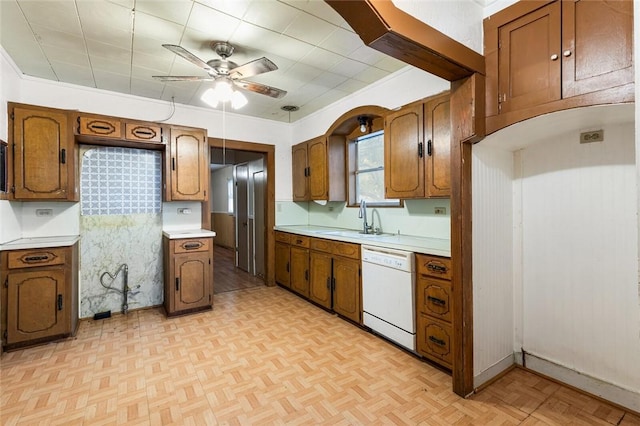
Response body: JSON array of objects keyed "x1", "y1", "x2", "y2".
[
  {"x1": 357, "y1": 132, "x2": 384, "y2": 169},
  {"x1": 352, "y1": 130, "x2": 399, "y2": 206}
]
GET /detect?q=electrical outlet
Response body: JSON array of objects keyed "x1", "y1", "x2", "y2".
[
  {"x1": 177, "y1": 208, "x2": 191, "y2": 215},
  {"x1": 434, "y1": 207, "x2": 446, "y2": 215},
  {"x1": 35, "y1": 208, "x2": 53, "y2": 217},
  {"x1": 580, "y1": 130, "x2": 604, "y2": 143},
  {"x1": 328, "y1": 206, "x2": 334, "y2": 212}
]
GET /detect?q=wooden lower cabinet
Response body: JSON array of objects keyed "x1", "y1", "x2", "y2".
[
  {"x1": 290, "y1": 246, "x2": 310, "y2": 297},
  {"x1": 332, "y1": 256, "x2": 360, "y2": 323},
  {"x1": 415, "y1": 253, "x2": 453, "y2": 369},
  {"x1": 309, "y1": 250, "x2": 332, "y2": 308},
  {"x1": 1, "y1": 243, "x2": 79, "y2": 349},
  {"x1": 163, "y1": 237, "x2": 213, "y2": 316},
  {"x1": 275, "y1": 241, "x2": 291, "y2": 288}
]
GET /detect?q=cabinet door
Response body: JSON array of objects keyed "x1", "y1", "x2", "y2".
[
  {"x1": 425, "y1": 94, "x2": 451, "y2": 198},
  {"x1": 290, "y1": 246, "x2": 309, "y2": 297},
  {"x1": 7, "y1": 269, "x2": 68, "y2": 344},
  {"x1": 12, "y1": 106, "x2": 73, "y2": 200},
  {"x1": 275, "y1": 242, "x2": 291, "y2": 287},
  {"x1": 384, "y1": 104, "x2": 425, "y2": 199},
  {"x1": 498, "y1": 2, "x2": 561, "y2": 114},
  {"x1": 332, "y1": 257, "x2": 361, "y2": 323},
  {"x1": 307, "y1": 137, "x2": 328, "y2": 200},
  {"x1": 292, "y1": 143, "x2": 308, "y2": 201},
  {"x1": 168, "y1": 127, "x2": 207, "y2": 201},
  {"x1": 173, "y1": 252, "x2": 212, "y2": 312},
  {"x1": 562, "y1": 0, "x2": 633, "y2": 98},
  {"x1": 309, "y1": 251, "x2": 332, "y2": 309}
]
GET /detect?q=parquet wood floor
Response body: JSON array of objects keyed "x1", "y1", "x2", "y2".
[
  {"x1": 213, "y1": 245, "x2": 264, "y2": 294},
  {"x1": 1, "y1": 286, "x2": 638, "y2": 425}
]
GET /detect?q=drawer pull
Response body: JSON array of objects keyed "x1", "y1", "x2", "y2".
[
  {"x1": 183, "y1": 242, "x2": 203, "y2": 250},
  {"x1": 427, "y1": 295, "x2": 446, "y2": 306},
  {"x1": 131, "y1": 127, "x2": 157, "y2": 139},
  {"x1": 57, "y1": 294, "x2": 63, "y2": 311},
  {"x1": 426, "y1": 262, "x2": 448, "y2": 274},
  {"x1": 87, "y1": 121, "x2": 117, "y2": 134},
  {"x1": 24, "y1": 255, "x2": 49, "y2": 262},
  {"x1": 296, "y1": 239, "x2": 303, "y2": 244},
  {"x1": 429, "y1": 335, "x2": 446, "y2": 347}
]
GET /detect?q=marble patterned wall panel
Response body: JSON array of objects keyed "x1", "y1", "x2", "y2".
[{"x1": 79, "y1": 214, "x2": 163, "y2": 318}]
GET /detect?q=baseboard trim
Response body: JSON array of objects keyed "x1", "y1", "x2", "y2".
[
  {"x1": 473, "y1": 353, "x2": 515, "y2": 389},
  {"x1": 519, "y1": 351, "x2": 640, "y2": 413}
]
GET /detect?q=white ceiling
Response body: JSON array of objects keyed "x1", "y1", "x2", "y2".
[{"x1": 0, "y1": 0, "x2": 408, "y2": 122}]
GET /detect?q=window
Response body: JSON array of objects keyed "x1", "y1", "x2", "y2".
[
  {"x1": 350, "y1": 130, "x2": 400, "y2": 207},
  {"x1": 227, "y1": 178, "x2": 234, "y2": 213}
]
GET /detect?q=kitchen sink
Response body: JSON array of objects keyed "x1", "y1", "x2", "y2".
[{"x1": 318, "y1": 230, "x2": 391, "y2": 238}]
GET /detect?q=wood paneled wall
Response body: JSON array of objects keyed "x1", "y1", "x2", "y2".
[{"x1": 211, "y1": 213, "x2": 235, "y2": 250}]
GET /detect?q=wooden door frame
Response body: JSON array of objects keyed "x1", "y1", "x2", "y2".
[
  {"x1": 204, "y1": 138, "x2": 276, "y2": 287},
  {"x1": 326, "y1": 0, "x2": 485, "y2": 397}
]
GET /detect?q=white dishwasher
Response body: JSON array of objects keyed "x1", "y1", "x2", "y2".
[{"x1": 361, "y1": 245, "x2": 416, "y2": 351}]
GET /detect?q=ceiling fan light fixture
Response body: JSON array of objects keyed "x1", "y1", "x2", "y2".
[
  {"x1": 213, "y1": 78, "x2": 233, "y2": 102},
  {"x1": 201, "y1": 87, "x2": 219, "y2": 108},
  {"x1": 231, "y1": 90, "x2": 248, "y2": 110}
]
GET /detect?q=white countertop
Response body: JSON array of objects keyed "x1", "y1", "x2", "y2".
[
  {"x1": 0, "y1": 235, "x2": 80, "y2": 251},
  {"x1": 274, "y1": 225, "x2": 450, "y2": 257},
  {"x1": 162, "y1": 229, "x2": 216, "y2": 239}
]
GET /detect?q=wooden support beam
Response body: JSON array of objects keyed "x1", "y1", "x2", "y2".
[{"x1": 325, "y1": 0, "x2": 485, "y2": 80}]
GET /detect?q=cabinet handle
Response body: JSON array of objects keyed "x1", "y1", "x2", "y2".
[
  {"x1": 286, "y1": 262, "x2": 289, "y2": 273},
  {"x1": 172, "y1": 157, "x2": 176, "y2": 171},
  {"x1": 418, "y1": 141, "x2": 423, "y2": 158},
  {"x1": 429, "y1": 335, "x2": 446, "y2": 347},
  {"x1": 305, "y1": 270, "x2": 309, "y2": 281},
  {"x1": 60, "y1": 149, "x2": 66, "y2": 164},
  {"x1": 427, "y1": 295, "x2": 447, "y2": 306},
  {"x1": 426, "y1": 262, "x2": 448, "y2": 274},
  {"x1": 57, "y1": 294, "x2": 63, "y2": 311},
  {"x1": 427, "y1": 139, "x2": 432, "y2": 156},
  {"x1": 550, "y1": 54, "x2": 559, "y2": 61},
  {"x1": 326, "y1": 277, "x2": 331, "y2": 290},
  {"x1": 24, "y1": 255, "x2": 49, "y2": 262},
  {"x1": 332, "y1": 277, "x2": 336, "y2": 290},
  {"x1": 183, "y1": 242, "x2": 202, "y2": 250},
  {"x1": 563, "y1": 50, "x2": 572, "y2": 57},
  {"x1": 175, "y1": 277, "x2": 180, "y2": 291}
]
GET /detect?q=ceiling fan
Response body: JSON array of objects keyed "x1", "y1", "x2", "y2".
[{"x1": 153, "y1": 42, "x2": 287, "y2": 108}]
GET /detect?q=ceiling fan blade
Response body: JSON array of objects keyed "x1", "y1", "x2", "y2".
[
  {"x1": 235, "y1": 80, "x2": 287, "y2": 99},
  {"x1": 229, "y1": 57, "x2": 278, "y2": 80},
  {"x1": 162, "y1": 44, "x2": 214, "y2": 73},
  {"x1": 152, "y1": 75, "x2": 215, "y2": 82}
]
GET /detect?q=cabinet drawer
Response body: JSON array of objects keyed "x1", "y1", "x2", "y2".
[
  {"x1": 78, "y1": 116, "x2": 123, "y2": 138},
  {"x1": 310, "y1": 237, "x2": 332, "y2": 253},
  {"x1": 416, "y1": 254, "x2": 451, "y2": 280},
  {"x1": 291, "y1": 235, "x2": 310, "y2": 248},
  {"x1": 417, "y1": 276, "x2": 452, "y2": 322},
  {"x1": 275, "y1": 231, "x2": 291, "y2": 244},
  {"x1": 8, "y1": 247, "x2": 66, "y2": 269},
  {"x1": 332, "y1": 241, "x2": 360, "y2": 259},
  {"x1": 417, "y1": 314, "x2": 453, "y2": 367},
  {"x1": 173, "y1": 238, "x2": 211, "y2": 254},
  {"x1": 125, "y1": 123, "x2": 163, "y2": 143}
]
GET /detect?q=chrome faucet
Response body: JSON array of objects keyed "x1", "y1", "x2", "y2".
[{"x1": 358, "y1": 199, "x2": 372, "y2": 234}]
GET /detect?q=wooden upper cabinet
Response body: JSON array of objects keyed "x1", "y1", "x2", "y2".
[
  {"x1": 384, "y1": 103, "x2": 425, "y2": 199},
  {"x1": 167, "y1": 126, "x2": 208, "y2": 201},
  {"x1": 425, "y1": 93, "x2": 451, "y2": 198},
  {"x1": 292, "y1": 142, "x2": 309, "y2": 201},
  {"x1": 10, "y1": 104, "x2": 76, "y2": 201},
  {"x1": 291, "y1": 136, "x2": 345, "y2": 202},
  {"x1": 307, "y1": 137, "x2": 328, "y2": 200},
  {"x1": 497, "y1": 1, "x2": 561, "y2": 114},
  {"x1": 485, "y1": 0, "x2": 634, "y2": 133},
  {"x1": 561, "y1": 0, "x2": 634, "y2": 98}
]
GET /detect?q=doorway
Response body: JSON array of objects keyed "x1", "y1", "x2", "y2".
[{"x1": 209, "y1": 144, "x2": 270, "y2": 293}]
